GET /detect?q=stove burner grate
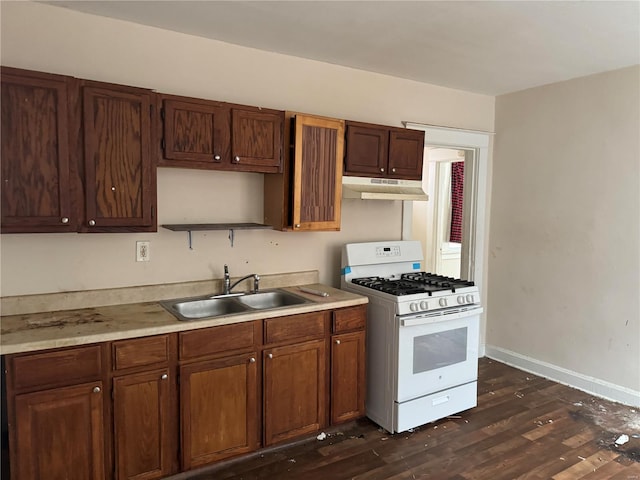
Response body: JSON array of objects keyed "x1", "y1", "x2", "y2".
[{"x1": 350, "y1": 273, "x2": 474, "y2": 296}]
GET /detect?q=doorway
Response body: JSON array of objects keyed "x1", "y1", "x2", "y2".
[
  {"x1": 424, "y1": 147, "x2": 468, "y2": 278},
  {"x1": 404, "y1": 123, "x2": 490, "y2": 287}
]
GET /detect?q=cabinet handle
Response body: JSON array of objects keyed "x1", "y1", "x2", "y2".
[
  {"x1": 234, "y1": 156, "x2": 240, "y2": 163},
  {"x1": 380, "y1": 167, "x2": 385, "y2": 172},
  {"x1": 161, "y1": 374, "x2": 168, "y2": 380},
  {"x1": 295, "y1": 224, "x2": 301, "y2": 229},
  {"x1": 214, "y1": 155, "x2": 221, "y2": 161},
  {"x1": 92, "y1": 386, "x2": 101, "y2": 393},
  {"x1": 335, "y1": 339, "x2": 341, "y2": 345},
  {"x1": 267, "y1": 353, "x2": 273, "y2": 359},
  {"x1": 249, "y1": 357, "x2": 256, "y2": 363},
  {"x1": 61, "y1": 217, "x2": 69, "y2": 224},
  {"x1": 88, "y1": 220, "x2": 96, "y2": 226},
  {"x1": 391, "y1": 168, "x2": 396, "y2": 173}
]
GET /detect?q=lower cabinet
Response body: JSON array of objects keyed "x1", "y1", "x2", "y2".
[
  {"x1": 263, "y1": 339, "x2": 326, "y2": 446},
  {"x1": 4, "y1": 304, "x2": 366, "y2": 479},
  {"x1": 111, "y1": 334, "x2": 177, "y2": 480},
  {"x1": 14, "y1": 382, "x2": 105, "y2": 480},
  {"x1": 112, "y1": 370, "x2": 174, "y2": 480},
  {"x1": 180, "y1": 353, "x2": 259, "y2": 469}
]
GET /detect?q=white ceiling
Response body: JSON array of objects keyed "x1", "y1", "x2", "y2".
[{"x1": 47, "y1": 1, "x2": 640, "y2": 96}]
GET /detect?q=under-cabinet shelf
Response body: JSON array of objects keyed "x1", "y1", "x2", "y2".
[{"x1": 162, "y1": 223, "x2": 273, "y2": 249}]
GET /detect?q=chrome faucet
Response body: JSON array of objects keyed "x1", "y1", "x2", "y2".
[{"x1": 222, "y1": 264, "x2": 260, "y2": 295}]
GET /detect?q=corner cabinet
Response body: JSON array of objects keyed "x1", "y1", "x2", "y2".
[
  {"x1": 156, "y1": 94, "x2": 283, "y2": 173},
  {"x1": 264, "y1": 113, "x2": 344, "y2": 231},
  {"x1": 79, "y1": 81, "x2": 157, "y2": 232},
  {"x1": 345, "y1": 121, "x2": 425, "y2": 181},
  {"x1": 0, "y1": 67, "x2": 76, "y2": 233}
]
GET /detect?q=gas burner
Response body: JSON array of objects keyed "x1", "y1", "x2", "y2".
[{"x1": 401, "y1": 272, "x2": 475, "y2": 290}]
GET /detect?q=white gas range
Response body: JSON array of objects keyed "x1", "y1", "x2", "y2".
[{"x1": 341, "y1": 240, "x2": 482, "y2": 433}]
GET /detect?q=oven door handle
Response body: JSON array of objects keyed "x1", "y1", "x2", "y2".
[{"x1": 400, "y1": 307, "x2": 483, "y2": 327}]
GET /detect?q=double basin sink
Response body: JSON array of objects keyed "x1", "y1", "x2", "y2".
[{"x1": 160, "y1": 289, "x2": 312, "y2": 321}]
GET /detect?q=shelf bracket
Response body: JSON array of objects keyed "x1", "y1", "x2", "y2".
[{"x1": 228, "y1": 229, "x2": 235, "y2": 247}]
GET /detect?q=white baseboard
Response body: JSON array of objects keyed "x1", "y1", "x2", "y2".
[{"x1": 484, "y1": 344, "x2": 640, "y2": 407}]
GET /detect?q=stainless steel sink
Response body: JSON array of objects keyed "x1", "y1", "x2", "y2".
[
  {"x1": 236, "y1": 290, "x2": 309, "y2": 310},
  {"x1": 160, "y1": 289, "x2": 311, "y2": 321}
]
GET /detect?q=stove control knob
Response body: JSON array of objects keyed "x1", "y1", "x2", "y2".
[
  {"x1": 457, "y1": 296, "x2": 465, "y2": 304},
  {"x1": 439, "y1": 298, "x2": 448, "y2": 307},
  {"x1": 466, "y1": 294, "x2": 474, "y2": 303},
  {"x1": 410, "y1": 302, "x2": 419, "y2": 312},
  {"x1": 419, "y1": 301, "x2": 428, "y2": 311}
]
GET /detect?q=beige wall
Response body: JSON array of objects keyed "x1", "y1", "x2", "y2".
[
  {"x1": 0, "y1": 2, "x2": 494, "y2": 296},
  {"x1": 488, "y1": 66, "x2": 640, "y2": 393}
]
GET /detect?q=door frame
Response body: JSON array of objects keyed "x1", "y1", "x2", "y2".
[{"x1": 402, "y1": 124, "x2": 491, "y2": 354}]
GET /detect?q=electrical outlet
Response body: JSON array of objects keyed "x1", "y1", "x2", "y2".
[{"x1": 136, "y1": 241, "x2": 150, "y2": 262}]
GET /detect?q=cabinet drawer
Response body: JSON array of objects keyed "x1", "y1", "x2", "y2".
[
  {"x1": 9, "y1": 344, "x2": 103, "y2": 392},
  {"x1": 112, "y1": 334, "x2": 171, "y2": 371},
  {"x1": 332, "y1": 305, "x2": 366, "y2": 333},
  {"x1": 179, "y1": 321, "x2": 258, "y2": 361},
  {"x1": 264, "y1": 312, "x2": 327, "y2": 345}
]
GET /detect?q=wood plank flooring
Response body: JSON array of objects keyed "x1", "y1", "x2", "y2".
[{"x1": 177, "y1": 358, "x2": 640, "y2": 480}]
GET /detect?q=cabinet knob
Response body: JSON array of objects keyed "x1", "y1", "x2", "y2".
[
  {"x1": 380, "y1": 168, "x2": 385, "y2": 172},
  {"x1": 61, "y1": 217, "x2": 69, "y2": 224},
  {"x1": 161, "y1": 374, "x2": 168, "y2": 380},
  {"x1": 249, "y1": 357, "x2": 256, "y2": 363},
  {"x1": 335, "y1": 339, "x2": 341, "y2": 345},
  {"x1": 391, "y1": 168, "x2": 396, "y2": 173},
  {"x1": 295, "y1": 224, "x2": 301, "y2": 229},
  {"x1": 214, "y1": 155, "x2": 221, "y2": 161},
  {"x1": 92, "y1": 386, "x2": 101, "y2": 393},
  {"x1": 267, "y1": 353, "x2": 273, "y2": 359},
  {"x1": 234, "y1": 156, "x2": 240, "y2": 163},
  {"x1": 88, "y1": 220, "x2": 96, "y2": 226}
]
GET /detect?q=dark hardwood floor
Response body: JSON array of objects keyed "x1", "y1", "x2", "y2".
[{"x1": 178, "y1": 358, "x2": 640, "y2": 480}]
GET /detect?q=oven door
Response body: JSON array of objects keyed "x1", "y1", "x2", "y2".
[{"x1": 396, "y1": 308, "x2": 481, "y2": 403}]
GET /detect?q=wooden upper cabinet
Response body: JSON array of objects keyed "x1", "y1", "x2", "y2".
[
  {"x1": 158, "y1": 96, "x2": 231, "y2": 168},
  {"x1": 157, "y1": 95, "x2": 230, "y2": 168},
  {"x1": 1, "y1": 67, "x2": 76, "y2": 233},
  {"x1": 231, "y1": 108, "x2": 283, "y2": 172},
  {"x1": 80, "y1": 81, "x2": 156, "y2": 232},
  {"x1": 388, "y1": 129, "x2": 425, "y2": 180},
  {"x1": 344, "y1": 124, "x2": 388, "y2": 177},
  {"x1": 156, "y1": 95, "x2": 283, "y2": 174},
  {"x1": 264, "y1": 113, "x2": 344, "y2": 232},
  {"x1": 345, "y1": 121, "x2": 424, "y2": 180}
]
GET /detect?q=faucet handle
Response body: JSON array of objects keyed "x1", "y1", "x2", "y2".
[
  {"x1": 253, "y1": 274, "x2": 260, "y2": 293},
  {"x1": 224, "y1": 264, "x2": 229, "y2": 277}
]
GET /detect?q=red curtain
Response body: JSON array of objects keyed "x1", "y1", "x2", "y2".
[{"x1": 450, "y1": 161, "x2": 464, "y2": 243}]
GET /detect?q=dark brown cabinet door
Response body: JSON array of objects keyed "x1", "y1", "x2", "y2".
[
  {"x1": 14, "y1": 382, "x2": 105, "y2": 480},
  {"x1": 82, "y1": 82, "x2": 156, "y2": 232},
  {"x1": 113, "y1": 369, "x2": 175, "y2": 480},
  {"x1": 159, "y1": 97, "x2": 231, "y2": 168},
  {"x1": 180, "y1": 353, "x2": 258, "y2": 470},
  {"x1": 388, "y1": 129, "x2": 425, "y2": 180},
  {"x1": 331, "y1": 331, "x2": 366, "y2": 424},
  {"x1": 263, "y1": 339, "x2": 326, "y2": 446},
  {"x1": 1, "y1": 67, "x2": 75, "y2": 233},
  {"x1": 231, "y1": 109, "x2": 282, "y2": 172},
  {"x1": 291, "y1": 114, "x2": 344, "y2": 231},
  {"x1": 344, "y1": 123, "x2": 388, "y2": 177}
]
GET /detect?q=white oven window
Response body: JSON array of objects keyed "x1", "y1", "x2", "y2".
[{"x1": 413, "y1": 327, "x2": 468, "y2": 374}]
